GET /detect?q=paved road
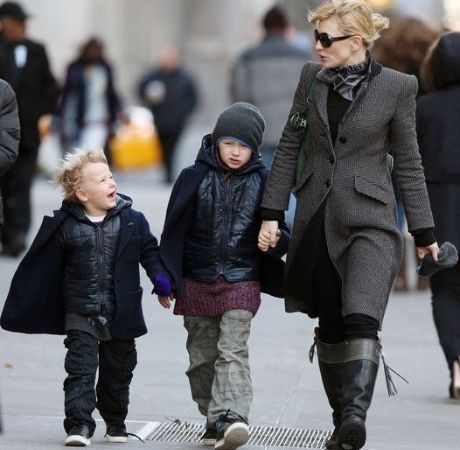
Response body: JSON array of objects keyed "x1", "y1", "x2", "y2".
[{"x1": 0, "y1": 172, "x2": 459, "y2": 450}]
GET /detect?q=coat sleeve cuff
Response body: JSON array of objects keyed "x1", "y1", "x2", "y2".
[
  {"x1": 411, "y1": 228, "x2": 436, "y2": 247},
  {"x1": 260, "y1": 208, "x2": 284, "y2": 222}
]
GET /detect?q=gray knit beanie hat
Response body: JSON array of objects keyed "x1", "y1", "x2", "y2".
[{"x1": 211, "y1": 102, "x2": 265, "y2": 153}]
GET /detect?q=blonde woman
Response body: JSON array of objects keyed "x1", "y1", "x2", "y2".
[{"x1": 258, "y1": 1, "x2": 438, "y2": 449}]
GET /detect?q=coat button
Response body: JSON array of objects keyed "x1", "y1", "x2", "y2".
[
  {"x1": 339, "y1": 136, "x2": 347, "y2": 144},
  {"x1": 329, "y1": 156, "x2": 335, "y2": 164},
  {"x1": 325, "y1": 179, "x2": 331, "y2": 187}
]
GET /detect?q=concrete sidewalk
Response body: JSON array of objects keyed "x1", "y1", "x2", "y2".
[{"x1": 0, "y1": 176, "x2": 459, "y2": 450}]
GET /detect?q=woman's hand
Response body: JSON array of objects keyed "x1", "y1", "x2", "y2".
[
  {"x1": 258, "y1": 220, "x2": 279, "y2": 252},
  {"x1": 417, "y1": 242, "x2": 439, "y2": 261}
]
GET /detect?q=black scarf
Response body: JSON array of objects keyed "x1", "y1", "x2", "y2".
[{"x1": 317, "y1": 53, "x2": 372, "y2": 101}]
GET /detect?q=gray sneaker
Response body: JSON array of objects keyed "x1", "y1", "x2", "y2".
[{"x1": 214, "y1": 410, "x2": 249, "y2": 450}]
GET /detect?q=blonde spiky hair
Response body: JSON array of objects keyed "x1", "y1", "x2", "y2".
[
  {"x1": 53, "y1": 148, "x2": 108, "y2": 202},
  {"x1": 309, "y1": 0, "x2": 389, "y2": 49}
]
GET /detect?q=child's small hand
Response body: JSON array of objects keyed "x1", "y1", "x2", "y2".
[
  {"x1": 258, "y1": 220, "x2": 280, "y2": 252},
  {"x1": 158, "y1": 294, "x2": 175, "y2": 309}
]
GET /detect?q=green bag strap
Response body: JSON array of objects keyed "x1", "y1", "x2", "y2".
[
  {"x1": 306, "y1": 78, "x2": 317, "y2": 108},
  {"x1": 290, "y1": 78, "x2": 317, "y2": 133}
]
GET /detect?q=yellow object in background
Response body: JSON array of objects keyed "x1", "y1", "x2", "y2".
[{"x1": 110, "y1": 106, "x2": 162, "y2": 171}]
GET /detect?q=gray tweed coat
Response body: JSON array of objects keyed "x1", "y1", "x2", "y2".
[{"x1": 261, "y1": 61, "x2": 434, "y2": 324}]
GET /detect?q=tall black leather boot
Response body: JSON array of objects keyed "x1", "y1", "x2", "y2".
[
  {"x1": 315, "y1": 338, "x2": 346, "y2": 450},
  {"x1": 335, "y1": 339, "x2": 381, "y2": 450}
]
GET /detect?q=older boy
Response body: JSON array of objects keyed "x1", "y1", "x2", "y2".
[{"x1": 1, "y1": 148, "x2": 172, "y2": 446}]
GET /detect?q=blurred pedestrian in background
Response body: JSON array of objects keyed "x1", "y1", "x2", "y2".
[
  {"x1": 259, "y1": 1, "x2": 438, "y2": 449},
  {"x1": 373, "y1": 17, "x2": 439, "y2": 291},
  {"x1": 417, "y1": 32, "x2": 460, "y2": 401},
  {"x1": 230, "y1": 4, "x2": 310, "y2": 169},
  {"x1": 138, "y1": 45, "x2": 198, "y2": 184},
  {"x1": 0, "y1": 1, "x2": 58, "y2": 256},
  {"x1": 0, "y1": 78, "x2": 19, "y2": 240},
  {"x1": 57, "y1": 37, "x2": 121, "y2": 162},
  {"x1": 0, "y1": 76, "x2": 19, "y2": 433}
]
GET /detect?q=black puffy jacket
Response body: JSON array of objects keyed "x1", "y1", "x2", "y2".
[
  {"x1": 59, "y1": 196, "x2": 128, "y2": 315},
  {"x1": 184, "y1": 141, "x2": 267, "y2": 282}
]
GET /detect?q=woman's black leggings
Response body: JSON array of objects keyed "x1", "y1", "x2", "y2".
[{"x1": 313, "y1": 228, "x2": 379, "y2": 344}]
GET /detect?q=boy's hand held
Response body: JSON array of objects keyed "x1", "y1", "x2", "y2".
[
  {"x1": 153, "y1": 273, "x2": 173, "y2": 296},
  {"x1": 259, "y1": 220, "x2": 279, "y2": 251},
  {"x1": 158, "y1": 294, "x2": 175, "y2": 309}
]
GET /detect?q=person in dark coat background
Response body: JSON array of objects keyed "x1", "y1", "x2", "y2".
[
  {"x1": 57, "y1": 37, "x2": 121, "y2": 160},
  {"x1": 0, "y1": 76, "x2": 20, "y2": 434},
  {"x1": 0, "y1": 1, "x2": 58, "y2": 257},
  {"x1": 373, "y1": 17, "x2": 440, "y2": 291},
  {"x1": 138, "y1": 44, "x2": 198, "y2": 184},
  {"x1": 417, "y1": 32, "x2": 460, "y2": 401}
]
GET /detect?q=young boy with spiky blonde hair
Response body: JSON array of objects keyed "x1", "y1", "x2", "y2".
[{"x1": 1, "y1": 148, "x2": 172, "y2": 446}]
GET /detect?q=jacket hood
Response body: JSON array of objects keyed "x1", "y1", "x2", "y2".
[
  {"x1": 433, "y1": 32, "x2": 460, "y2": 87},
  {"x1": 196, "y1": 134, "x2": 265, "y2": 174},
  {"x1": 61, "y1": 193, "x2": 132, "y2": 222}
]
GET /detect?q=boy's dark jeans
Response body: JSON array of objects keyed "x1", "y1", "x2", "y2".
[{"x1": 63, "y1": 330, "x2": 137, "y2": 435}]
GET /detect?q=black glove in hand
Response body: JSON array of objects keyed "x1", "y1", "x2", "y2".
[{"x1": 418, "y1": 241, "x2": 458, "y2": 277}]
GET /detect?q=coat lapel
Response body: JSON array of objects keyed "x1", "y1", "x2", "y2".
[
  {"x1": 314, "y1": 79, "x2": 330, "y2": 128},
  {"x1": 117, "y1": 211, "x2": 136, "y2": 257}
]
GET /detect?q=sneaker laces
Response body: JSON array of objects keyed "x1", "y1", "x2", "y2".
[
  {"x1": 218, "y1": 409, "x2": 248, "y2": 425},
  {"x1": 126, "y1": 432, "x2": 145, "y2": 443},
  {"x1": 105, "y1": 428, "x2": 145, "y2": 443}
]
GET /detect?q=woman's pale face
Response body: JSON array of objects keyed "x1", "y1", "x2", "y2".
[{"x1": 315, "y1": 16, "x2": 365, "y2": 69}]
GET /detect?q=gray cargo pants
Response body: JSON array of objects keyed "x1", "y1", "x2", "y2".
[{"x1": 183, "y1": 309, "x2": 253, "y2": 426}]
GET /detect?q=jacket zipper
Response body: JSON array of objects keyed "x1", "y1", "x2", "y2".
[
  {"x1": 220, "y1": 176, "x2": 231, "y2": 274},
  {"x1": 95, "y1": 226, "x2": 105, "y2": 310}
]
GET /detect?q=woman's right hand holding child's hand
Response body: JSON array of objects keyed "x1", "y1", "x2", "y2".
[{"x1": 258, "y1": 220, "x2": 280, "y2": 252}]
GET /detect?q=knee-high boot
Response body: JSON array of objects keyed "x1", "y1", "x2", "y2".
[
  {"x1": 335, "y1": 339, "x2": 381, "y2": 450},
  {"x1": 315, "y1": 338, "x2": 346, "y2": 450}
]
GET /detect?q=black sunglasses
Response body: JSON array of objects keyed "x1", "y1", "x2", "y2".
[{"x1": 314, "y1": 29, "x2": 353, "y2": 48}]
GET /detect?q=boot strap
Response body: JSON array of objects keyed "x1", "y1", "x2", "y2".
[{"x1": 381, "y1": 351, "x2": 409, "y2": 396}]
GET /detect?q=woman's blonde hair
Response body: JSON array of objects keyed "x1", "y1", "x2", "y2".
[
  {"x1": 309, "y1": 0, "x2": 390, "y2": 49},
  {"x1": 53, "y1": 148, "x2": 108, "y2": 202}
]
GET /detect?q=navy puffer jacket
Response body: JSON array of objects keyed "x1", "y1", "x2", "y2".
[
  {"x1": 59, "y1": 197, "x2": 128, "y2": 315},
  {"x1": 184, "y1": 138, "x2": 270, "y2": 282}
]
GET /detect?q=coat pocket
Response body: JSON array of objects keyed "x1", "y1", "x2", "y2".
[
  {"x1": 123, "y1": 287, "x2": 144, "y2": 327},
  {"x1": 354, "y1": 175, "x2": 389, "y2": 205}
]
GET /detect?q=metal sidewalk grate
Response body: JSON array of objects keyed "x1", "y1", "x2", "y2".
[{"x1": 145, "y1": 422, "x2": 331, "y2": 448}]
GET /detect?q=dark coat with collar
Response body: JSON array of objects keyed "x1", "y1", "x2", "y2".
[
  {"x1": 261, "y1": 60, "x2": 434, "y2": 324},
  {"x1": 417, "y1": 32, "x2": 460, "y2": 252},
  {"x1": 0, "y1": 38, "x2": 58, "y2": 149},
  {"x1": 160, "y1": 135, "x2": 289, "y2": 299},
  {"x1": 1, "y1": 194, "x2": 163, "y2": 339}
]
